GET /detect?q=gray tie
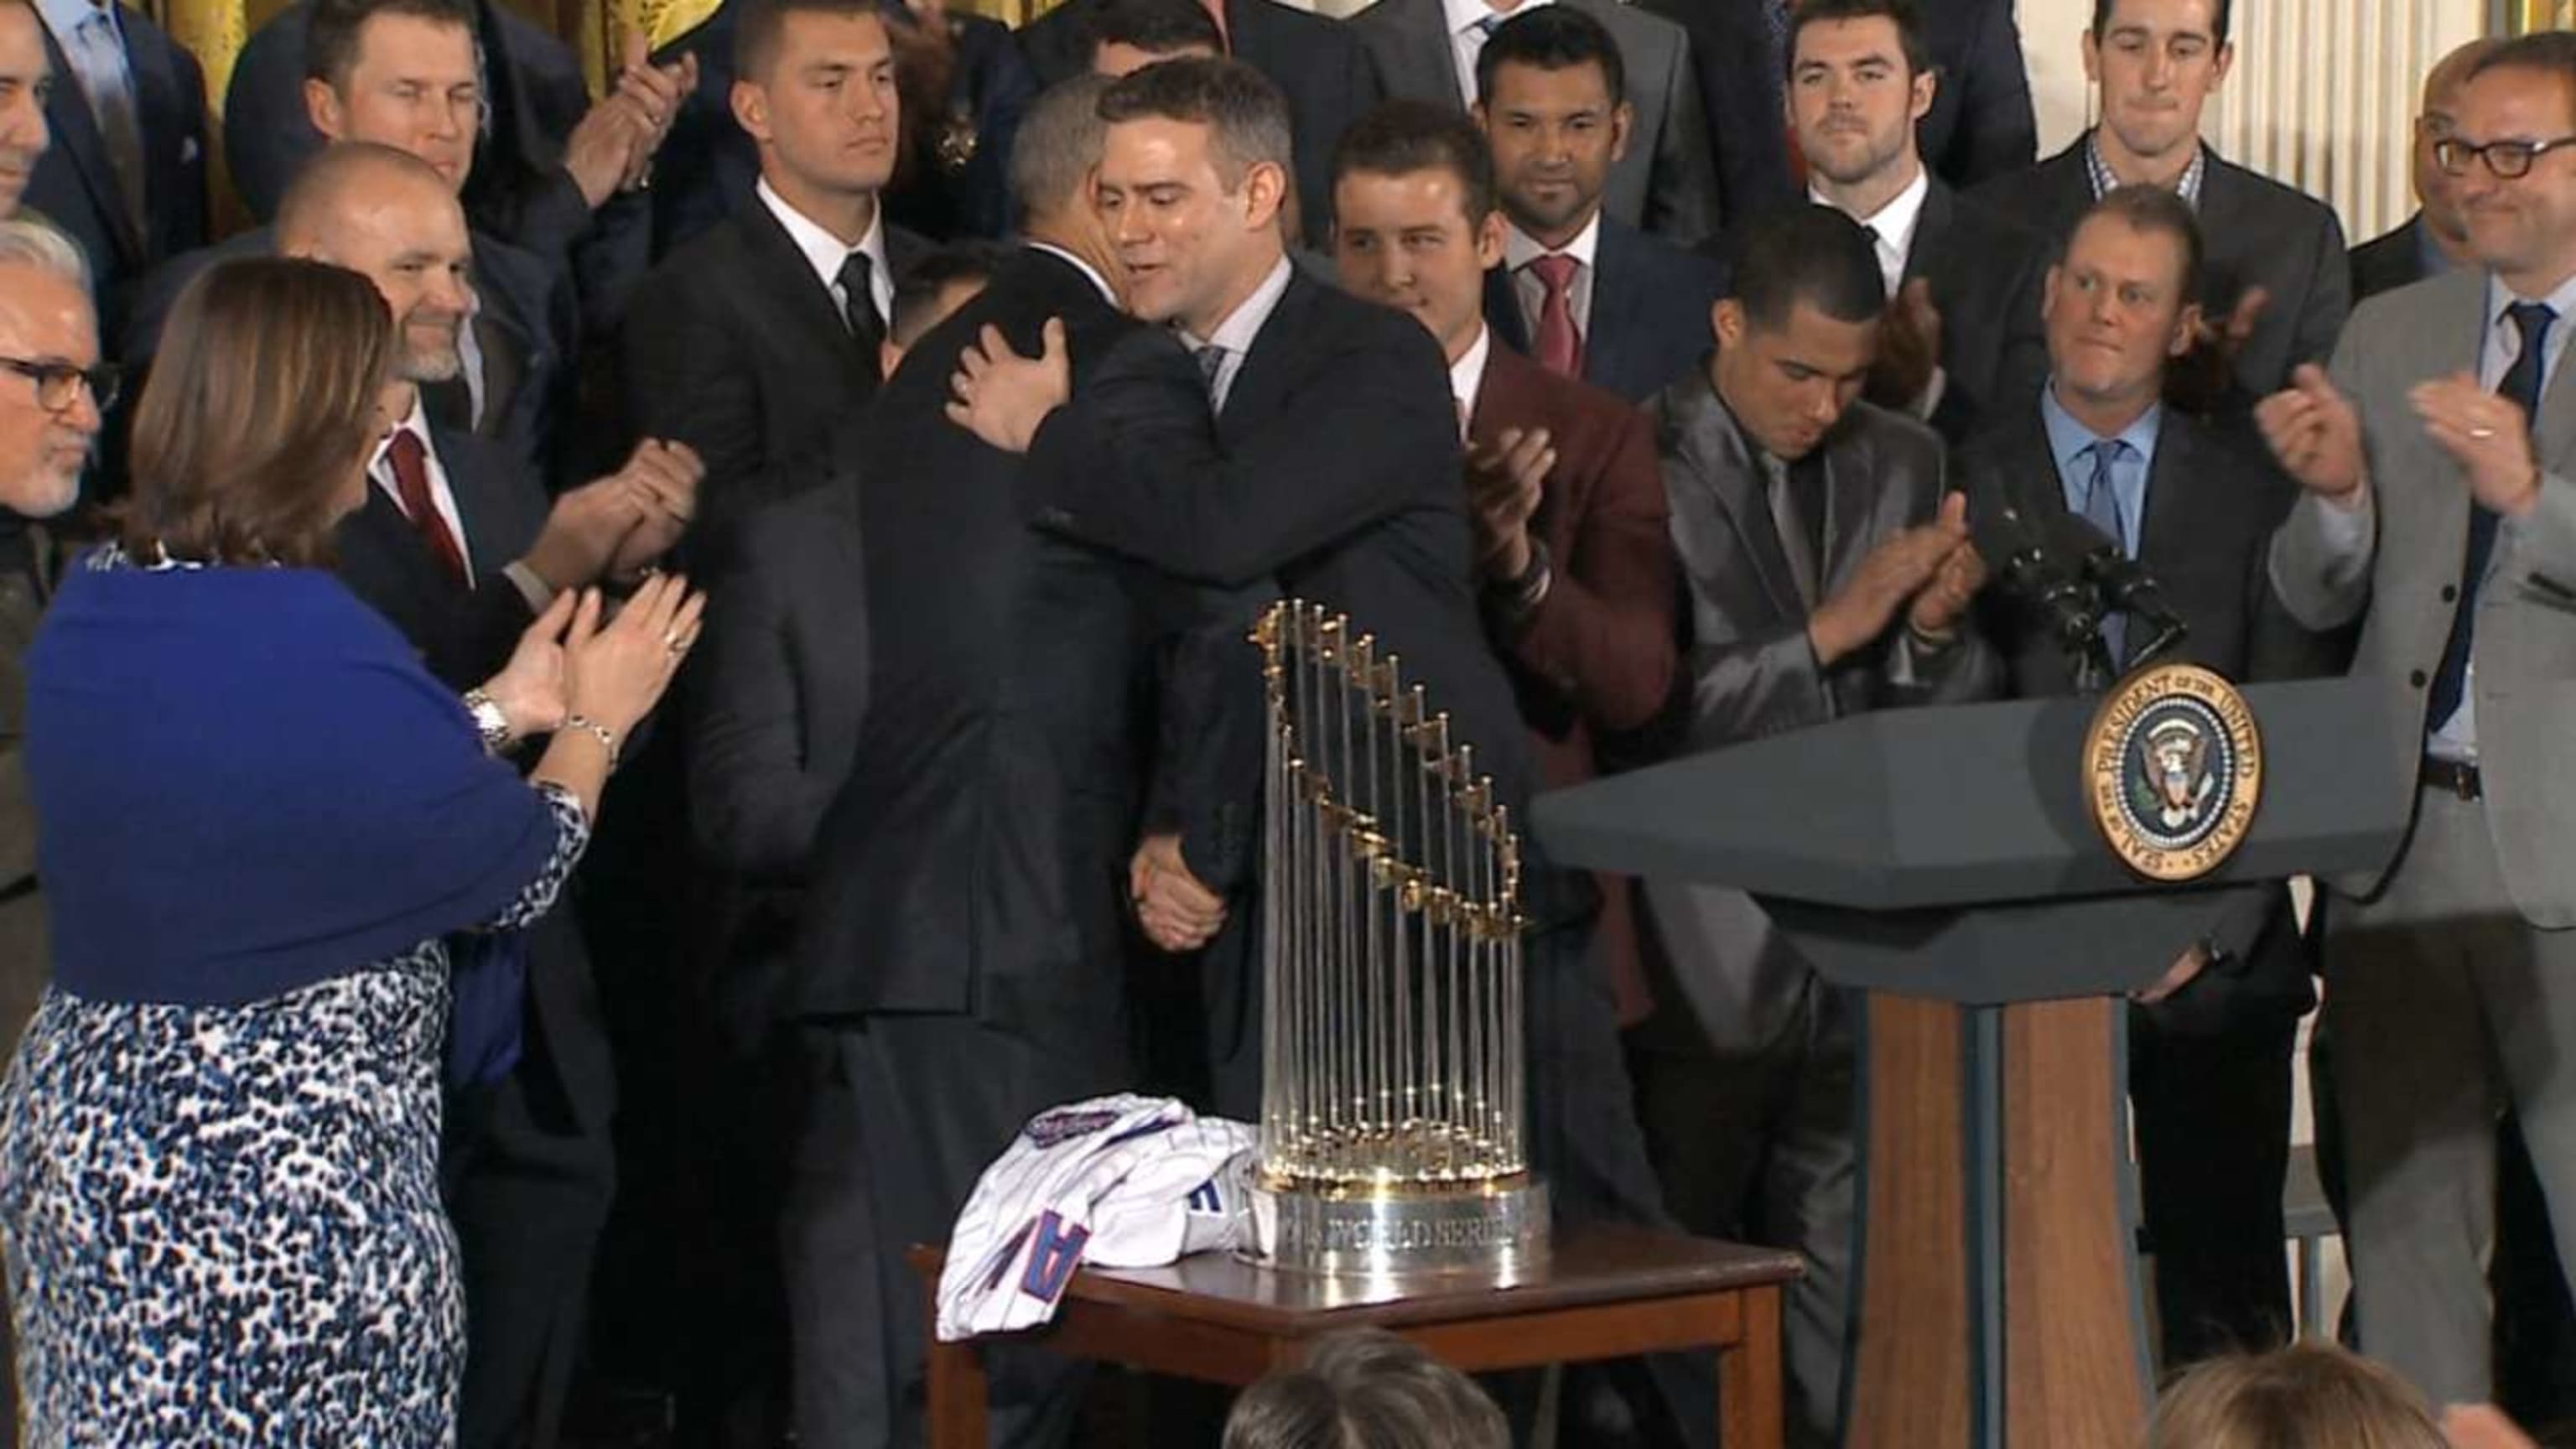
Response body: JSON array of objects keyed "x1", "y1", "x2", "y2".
[
  {"x1": 1763, "y1": 452, "x2": 1818, "y2": 609},
  {"x1": 2082, "y1": 439, "x2": 2130, "y2": 662},
  {"x1": 75, "y1": 3, "x2": 146, "y2": 242},
  {"x1": 1194, "y1": 343, "x2": 1229, "y2": 411}
]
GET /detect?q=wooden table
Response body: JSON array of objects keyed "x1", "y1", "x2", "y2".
[{"x1": 910, "y1": 1223, "x2": 1803, "y2": 1449}]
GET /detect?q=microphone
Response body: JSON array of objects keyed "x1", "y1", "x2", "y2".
[
  {"x1": 1970, "y1": 501, "x2": 2106, "y2": 666},
  {"x1": 2037, "y1": 512, "x2": 2189, "y2": 667}
]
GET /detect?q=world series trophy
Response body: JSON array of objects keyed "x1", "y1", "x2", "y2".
[{"x1": 1240, "y1": 601, "x2": 1549, "y2": 1284}]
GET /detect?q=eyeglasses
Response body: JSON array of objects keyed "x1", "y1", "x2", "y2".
[
  {"x1": 0, "y1": 356, "x2": 122, "y2": 413},
  {"x1": 2434, "y1": 134, "x2": 2576, "y2": 179}
]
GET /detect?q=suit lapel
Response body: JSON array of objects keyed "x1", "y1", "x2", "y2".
[
  {"x1": 123, "y1": 12, "x2": 184, "y2": 246},
  {"x1": 739, "y1": 200, "x2": 866, "y2": 371},
  {"x1": 1484, "y1": 264, "x2": 1531, "y2": 356},
  {"x1": 432, "y1": 428, "x2": 513, "y2": 581},
  {"x1": 35, "y1": 21, "x2": 139, "y2": 263},
  {"x1": 1902, "y1": 179, "x2": 1955, "y2": 290},
  {"x1": 1585, "y1": 221, "x2": 1646, "y2": 394},
  {"x1": 1678, "y1": 380, "x2": 1801, "y2": 619},
  {"x1": 1220, "y1": 271, "x2": 1313, "y2": 436},
  {"x1": 1815, "y1": 426, "x2": 1883, "y2": 603},
  {"x1": 1381, "y1": 0, "x2": 1457, "y2": 101},
  {"x1": 2133, "y1": 413, "x2": 2195, "y2": 587}
]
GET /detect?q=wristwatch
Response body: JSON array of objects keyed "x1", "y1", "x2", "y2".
[{"x1": 461, "y1": 688, "x2": 512, "y2": 755}]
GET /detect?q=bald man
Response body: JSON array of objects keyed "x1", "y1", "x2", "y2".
[
  {"x1": 2350, "y1": 38, "x2": 2505, "y2": 301},
  {"x1": 274, "y1": 142, "x2": 699, "y2": 1449},
  {"x1": 0, "y1": 0, "x2": 50, "y2": 221},
  {"x1": 0, "y1": 215, "x2": 99, "y2": 1436}
]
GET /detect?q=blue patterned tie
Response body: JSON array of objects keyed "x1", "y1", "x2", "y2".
[
  {"x1": 2429, "y1": 300, "x2": 2555, "y2": 734},
  {"x1": 2083, "y1": 439, "x2": 2130, "y2": 663}
]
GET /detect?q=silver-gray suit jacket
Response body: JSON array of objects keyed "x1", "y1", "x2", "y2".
[
  {"x1": 1642, "y1": 371, "x2": 1993, "y2": 1052},
  {"x1": 2270, "y1": 267, "x2": 2576, "y2": 925}
]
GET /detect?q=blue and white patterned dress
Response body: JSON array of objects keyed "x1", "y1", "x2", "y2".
[{"x1": 0, "y1": 783, "x2": 588, "y2": 1446}]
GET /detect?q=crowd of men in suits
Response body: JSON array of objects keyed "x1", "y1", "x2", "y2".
[{"x1": 8, "y1": 0, "x2": 2576, "y2": 1441}]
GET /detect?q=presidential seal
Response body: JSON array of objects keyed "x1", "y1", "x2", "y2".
[{"x1": 2083, "y1": 662, "x2": 2263, "y2": 882}]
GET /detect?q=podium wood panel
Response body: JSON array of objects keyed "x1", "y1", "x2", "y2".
[
  {"x1": 2002, "y1": 997, "x2": 2147, "y2": 1447},
  {"x1": 1846, "y1": 995, "x2": 1971, "y2": 1449}
]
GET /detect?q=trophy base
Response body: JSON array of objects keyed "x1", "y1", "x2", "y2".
[{"x1": 1239, "y1": 1174, "x2": 1550, "y2": 1290}]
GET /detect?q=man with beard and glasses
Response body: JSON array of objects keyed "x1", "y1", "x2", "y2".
[
  {"x1": 1786, "y1": 0, "x2": 2046, "y2": 443},
  {"x1": 273, "y1": 141, "x2": 698, "y2": 1449}
]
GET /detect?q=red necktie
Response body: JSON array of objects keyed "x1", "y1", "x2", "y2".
[
  {"x1": 1526, "y1": 252, "x2": 1584, "y2": 378},
  {"x1": 385, "y1": 427, "x2": 469, "y2": 588}
]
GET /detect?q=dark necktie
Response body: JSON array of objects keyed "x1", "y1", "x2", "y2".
[
  {"x1": 2081, "y1": 439, "x2": 2131, "y2": 663},
  {"x1": 2428, "y1": 300, "x2": 2555, "y2": 734},
  {"x1": 386, "y1": 427, "x2": 470, "y2": 589},
  {"x1": 839, "y1": 252, "x2": 886, "y2": 380},
  {"x1": 1525, "y1": 253, "x2": 1583, "y2": 378},
  {"x1": 1193, "y1": 343, "x2": 1228, "y2": 408}
]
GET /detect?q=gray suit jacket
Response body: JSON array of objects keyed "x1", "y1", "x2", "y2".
[
  {"x1": 2270, "y1": 267, "x2": 2576, "y2": 923},
  {"x1": 1641, "y1": 371, "x2": 1992, "y2": 1052},
  {"x1": 1351, "y1": 0, "x2": 1721, "y2": 248}
]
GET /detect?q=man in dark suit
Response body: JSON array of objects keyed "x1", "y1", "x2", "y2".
[
  {"x1": 0, "y1": 0, "x2": 49, "y2": 221},
  {"x1": 2351, "y1": 38, "x2": 2498, "y2": 304},
  {"x1": 673, "y1": 239, "x2": 998, "y2": 1449},
  {"x1": 1970, "y1": 0, "x2": 2348, "y2": 408},
  {"x1": 1017, "y1": 0, "x2": 1376, "y2": 247},
  {"x1": 226, "y1": 0, "x2": 690, "y2": 330},
  {"x1": 1332, "y1": 100, "x2": 1674, "y2": 1029},
  {"x1": 1354, "y1": 0, "x2": 1717, "y2": 248},
  {"x1": 1961, "y1": 184, "x2": 2326, "y2": 1369},
  {"x1": 272, "y1": 141, "x2": 698, "y2": 1449},
  {"x1": 626, "y1": 0, "x2": 928, "y2": 545},
  {"x1": 1636, "y1": 205, "x2": 1987, "y2": 1449},
  {"x1": 19, "y1": 0, "x2": 204, "y2": 338},
  {"x1": 951, "y1": 60, "x2": 1711, "y2": 1446},
  {"x1": 1787, "y1": 0, "x2": 2046, "y2": 442},
  {"x1": 1472, "y1": 8, "x2": 1727, "y2": 405},
  {"x1": 776, "y1": 71, "x2": 1187, "y2": 1448},
  {"x1": 1076, "y1": 0, "x2": 1221, "y2": 76}
]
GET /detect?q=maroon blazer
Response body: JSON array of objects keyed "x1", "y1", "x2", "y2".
[{"x1": 1468, "y1": 341, "x2": 1678, "y2": 1024}]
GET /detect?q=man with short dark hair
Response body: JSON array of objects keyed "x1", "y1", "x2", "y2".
[
  {"x1": 1474, "y1": 7, "x2": 1727, "y2": 404},
  {"x1": 1015, "y1": 0, "x2": 1379, "y2": 246},
  {"x1": 1355, "y1": 0, "x2": 1719, "y2": 248},
  {"x1": 1964, "y1": 184, "x2": 2329, "y2": 1370},
  {"x1": 1223, "y1": 1329, "x2": 1511, "y2": 1449},
  {"x1": 1638, "y1": 202, "x2": 1988, "y2": 1449},
  {"x1": 1971, "y1": 0, "x2": 2346, "y2": 408},
  {"x1": 1787, "y1": 0, "x2": 2047, "y2": 441},
  {"x1": 2257, "y1": 31, "x2": 2576, "y2": 1406},
  {"x1": 20, "y1": 0, "x2": 205, "y2": 336},
  {"x1": 0, "y1": 0, "x2": 49, "y2": 221},
  {"x1": 2352, "y1": 38, "x2": 2504, "y2": 303},
  {"x1": 1083, "y1": 0, "x2": 1223, "y2": 74},
  {"x1": 1332, "y1": 97, "x2": 1675, "y2": 1027},
  {"x1": 624, "y1": 0, "x2": 928, "y2": 544}
]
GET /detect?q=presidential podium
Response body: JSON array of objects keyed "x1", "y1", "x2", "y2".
[{"x1": 1533, "y1": 678, "x2": 2413, "y2": 1449}]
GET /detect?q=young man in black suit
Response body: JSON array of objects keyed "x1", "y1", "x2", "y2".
[
  {"x1": 273, "y1": 141, "x2": 698, "y2": 1449},
  {"x1": 950, "y1": 58, "x2": 1712, "y2": 1446},
  {"x1": 1475, "y1": 7, "x2": 1728, "y2": 406},
  {"x1": 1016, "y1": 0, "x2": 1377, "y2": 246},
  {"x1": 1970, "y1": 0, "x2": 2347, "y2": 408},
  {"x1": 19, "y1": 0, "x2": 205, "y2": 339},
  {"x1": 1961, "y1": 185, "x2": 2332, "y2": 1368},
  {"x1": 625, "y1": 0, "x2": 928, "y2": 546},
  {"x1": 1787, "y1": 0, "x2": 2046, "y2": 442}
]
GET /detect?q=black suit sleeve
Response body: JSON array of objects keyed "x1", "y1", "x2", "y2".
[
  {"x1": 621, "y1": 273, "x2": 819, "y2": 545},
  {"x1": 685, "y1": 517, "x2": 844, "y2": 880},
  {"x1": 1932, "y1": 2, "x2": 2038, "y2": 188},
  {"x1": 1021, "y1": 321, "x2": 1461, "y2": 588},
  {"x1": 342, "y1": 558, "x2": 539, "y2": 692}
]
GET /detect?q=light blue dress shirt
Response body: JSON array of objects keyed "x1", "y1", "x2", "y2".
[{"x1": 2040, "y1": 381, "x2": 2162, "y2": 558}]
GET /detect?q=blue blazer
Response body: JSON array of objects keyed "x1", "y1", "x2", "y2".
[
  {"x1": 22, "y1": 2, "x2": 208, "y2": 340},
  {"x1": 1485, "y1": 215, "x2": 1728, "y2": 406}
]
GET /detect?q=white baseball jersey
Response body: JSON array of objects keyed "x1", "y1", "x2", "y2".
[{"x1": 935, "y1": 1093, "x2": 1255, "y2": 1342}]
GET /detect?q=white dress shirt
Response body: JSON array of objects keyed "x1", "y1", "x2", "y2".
[
  {"x1": 1443, "y1": 0, "x2": 1553, "y2": 106},
  {"x1": 1811, "y1": 164, "x2": 1929, "y2": 300},
  {"x1": 757, "y1": 177, "x2": 895, "y2": 330},
  {"x1": 1448, "y1": 324, "x2": 1493, "y2": 441},
  {"x1": 1504, "y1": 211, "x2": 1602, "y2": 350},
  {"x1": 1179, "y1": 256, "x2": 1296, "y2": 413}
]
